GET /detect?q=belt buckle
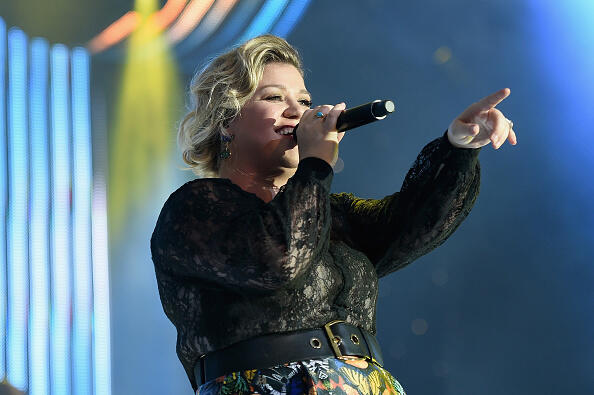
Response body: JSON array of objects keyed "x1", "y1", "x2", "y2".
[{"x1": 323, "y1": 320, "x2": 360, "y2": 361}]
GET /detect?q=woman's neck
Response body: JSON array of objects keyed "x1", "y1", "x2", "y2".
[{"x1": 218, "y1": 162, "x2": 296, "y2": 203}]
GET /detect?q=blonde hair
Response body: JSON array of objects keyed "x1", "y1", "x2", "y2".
[{"x1": 178, "y1": 34, "x2": 304, "y2": 177}]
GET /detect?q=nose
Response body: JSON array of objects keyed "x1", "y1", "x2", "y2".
[{"x1": 282, "y1": 97, "x2": 304, "y2": 119}]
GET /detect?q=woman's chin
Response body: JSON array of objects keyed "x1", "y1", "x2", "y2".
[
  {"x1": 279, "y1": 151, "x2": 300, "y2": 169},
  {"x1": 272, "y1": 143, "x2": 299, "y2": 168}
]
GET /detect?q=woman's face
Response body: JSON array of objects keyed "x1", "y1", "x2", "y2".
[{"x1": 225, "y1": 62, "x2": 312, "y2": 173}]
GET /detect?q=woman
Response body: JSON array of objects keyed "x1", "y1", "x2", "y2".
[{"x1": 150, "y1": 34, "x2": 517, "y2": 395}]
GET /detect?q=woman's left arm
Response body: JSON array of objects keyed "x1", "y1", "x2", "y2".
[{"x1": 331, "y1": 88, "x2": 517, "y2": 277}]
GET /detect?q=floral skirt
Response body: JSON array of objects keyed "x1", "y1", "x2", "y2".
[{"x1": 196, "y1": 357, "x2": 406, "y2": 395}]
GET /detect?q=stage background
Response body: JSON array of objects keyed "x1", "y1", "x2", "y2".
[{"x1": 0, "y1": 0, "x2": 592, "y2": 394}]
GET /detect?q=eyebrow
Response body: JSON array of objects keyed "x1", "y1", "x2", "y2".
[{"x1": 258, "y1": 84, "x2": 311, "y2": 97}]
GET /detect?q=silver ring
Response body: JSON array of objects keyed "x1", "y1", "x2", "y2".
[{"x1": 508, "y1": 119, "x2": 514, "y2": 130}]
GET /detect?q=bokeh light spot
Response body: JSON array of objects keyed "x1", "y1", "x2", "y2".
[
  {"x1": 411, "y1": 318, "x2": 429, "y2": 335},
  {"x1": 433, "y1": 46, "x2": 452, "y2": 64}
]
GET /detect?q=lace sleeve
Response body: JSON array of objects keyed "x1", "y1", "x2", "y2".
[
  {"x1": 331, "y1": 130, "x2": 481, "y2": 277},
  {"x1": 150, "y1": 157, "x2": 334, "y2": 293}
]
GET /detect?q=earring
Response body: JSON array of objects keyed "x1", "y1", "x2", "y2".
[{"x1": 219, "y1": 133, "x2": 234, "y2": 159}]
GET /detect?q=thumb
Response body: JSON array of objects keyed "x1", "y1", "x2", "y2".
[
  {"x1": 464, "y1": 123, "x2": 480, "y2": 136},
  {"x1": 451, "y1": 119, "x2": 479, "y2": 138}
]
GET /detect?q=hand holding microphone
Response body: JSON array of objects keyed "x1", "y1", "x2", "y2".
[
  {"x1": 293, "y1": 99, "x2": 396, "y2": 143},
  {"x1": 296, "y1": 102, "x2": 347, "y2": 167}
]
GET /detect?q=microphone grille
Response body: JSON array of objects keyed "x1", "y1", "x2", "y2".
[{"x1": 384, "y1": 100, "x2": 395, "y2": 113}]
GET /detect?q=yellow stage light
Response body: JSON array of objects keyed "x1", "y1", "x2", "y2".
[{"x1": 108, "y1": 0, "x2": 182, "y2": 238}]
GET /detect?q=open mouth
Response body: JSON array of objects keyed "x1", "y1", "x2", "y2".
[{"x1": 275, "y1": 126, "x2": 295, "y2": 136}]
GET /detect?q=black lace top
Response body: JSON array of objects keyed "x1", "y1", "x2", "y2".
[{"x1": 150, "y1": 131, "x2": 481, "y2": 391}]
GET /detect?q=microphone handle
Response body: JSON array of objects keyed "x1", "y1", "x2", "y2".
[
  {"x1": 336, "y1": 99, "x2": 395, "y2": 132},
  {"x1": 292, "y1": 99, "x2": 395, "y2": 142}
]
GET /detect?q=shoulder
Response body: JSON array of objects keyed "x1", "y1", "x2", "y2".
[
  {"x1": 152, "y1": 178, "x2": 248, "y2": 249},
  {"x1": 330, "y1": 192, "x2": 357, "y2": 211},
  {"x1": 164, "y1": 177, "x2": 245, "y2": 207},
  {"x1": 155, "y1": 178, "x2": 248, "y2": 228}
]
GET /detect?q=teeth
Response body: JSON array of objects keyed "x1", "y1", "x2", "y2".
[{"x1": 276, "y1": 127, "x2": 294, "y2": 135}]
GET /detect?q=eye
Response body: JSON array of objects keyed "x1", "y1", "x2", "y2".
[{"x1": 264, "y1": 95, "x2": 311, "y2": 107}]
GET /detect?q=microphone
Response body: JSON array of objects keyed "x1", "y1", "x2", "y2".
[{"x1": 292, "y1": 99, "x2": 395, "y2": 142}]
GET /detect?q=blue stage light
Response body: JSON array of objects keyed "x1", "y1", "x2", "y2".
[
  {"x1": 238, "y1": 0, "x2": 290, "y2": 43},
  {"x1": 91, "y1": 172, "x2": 112, "y2": 395},
  {"x1": 50, "y1": 43, "x2": 72, "y2": 395},
  {"x1": 271, "y1": 0, "x2": 312, "y2": 38},
  {"x1": 71, "y1": 46, "x2": 93, "y2": 395},
  {"x1": 6, "y1": 26, "x2": 29, "y2": 392},
  {"x1": 0, "y1": 16, "x2": 7, "y2": 383},
  {"x1": 28, "y1": 37, "x2": 51, "y2": 395}
]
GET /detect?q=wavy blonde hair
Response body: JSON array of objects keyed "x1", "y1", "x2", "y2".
[{"x1": 178, "y1": 34, "x2": 304, "y2": 177}]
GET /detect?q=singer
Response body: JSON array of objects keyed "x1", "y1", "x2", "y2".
[{"x1": 150, "y1": 34, "x2": 517, "y2": 395}]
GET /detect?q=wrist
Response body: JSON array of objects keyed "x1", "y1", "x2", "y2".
[
  {"x1": 446, "y1": 128, "x2": 474, "y2": 149},
  {"x1": 298, "y1": 142, "x2": 339, "y2": 167}
]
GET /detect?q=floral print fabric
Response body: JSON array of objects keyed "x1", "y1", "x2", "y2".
[{"x1": 197, "y1": 357, "x2": 406, "y2": 395}]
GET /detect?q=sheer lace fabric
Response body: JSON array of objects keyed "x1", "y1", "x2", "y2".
[{"x1": 150, "y1": 131, "x2": 481, "y2": 391}]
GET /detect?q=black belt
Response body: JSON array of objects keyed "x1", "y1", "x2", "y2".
[{"x1": 194, "y1": 320, "x2": 384, "y2": 387}]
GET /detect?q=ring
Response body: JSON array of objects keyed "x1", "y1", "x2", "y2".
[
  {"x1": 508, "y1": 119, "x2": 514, "y2": 129},
  {"x1": 314, "y1": 111, "x2": 325, "y2": 118}
]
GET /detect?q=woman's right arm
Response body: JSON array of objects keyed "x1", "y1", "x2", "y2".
[{"x1": 150, "y1": 157, "x2": 334, "y2": 293}]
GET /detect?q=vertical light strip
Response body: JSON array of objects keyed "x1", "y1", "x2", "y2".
[
  {"x1": 6, "y1": 27, "x2": 29, "y2": 391},
  {"x1": 91, "y1": 89, "x2": 112, "y2": 395},
  {"x1": 28, "y1": 37, "x2": 50, "y2": 395},
  {"x1": 271, "y1": 0, "x2": 312, "y2": 38},
  {"x1": 50, "y1": 43, "x2": 72, "y2": 395},
  {"x1": 71, "y1": 47, "x2": 93, "y2": 395},
  {"x1": 0, "y1": 16, "x2": 8, "y2": 382},
  {"x1": 237, "y1": 0, "x2": 289, "y2": 43},
  {"x1": 91, "y1": 174, "x2": 111, "y2": 395}
]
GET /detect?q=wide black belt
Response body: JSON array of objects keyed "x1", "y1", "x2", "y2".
[{"x1": 194, "y1": 320, "x2": 384, "y2": 387}]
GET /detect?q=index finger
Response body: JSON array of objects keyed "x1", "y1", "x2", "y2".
[
  {"x1": 474, "y1": 88, "x2": 511, "y2": 112},
  {"x1": 325, "y1": 102, "x2": 346, "y2": 130}
]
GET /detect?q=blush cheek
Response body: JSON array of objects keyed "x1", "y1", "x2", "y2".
[
  {"x1": 262, "y1": 139, "x2": 283, "y2": 154},
  {"x1": 240, "y1": 130, "x2": 281, "y2": 158},
  {"x1": 232, "y1": 103, "x2": 282, "y2": 153}
]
